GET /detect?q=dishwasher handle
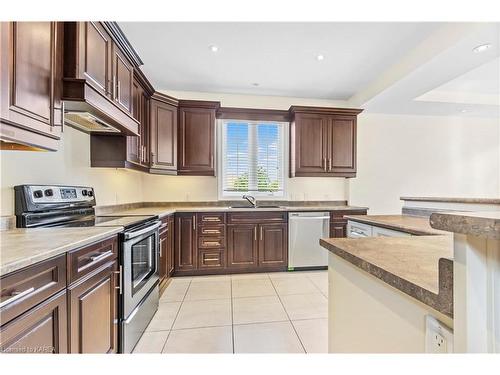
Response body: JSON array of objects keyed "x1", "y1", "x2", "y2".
[{"x1": 289, "y1": 216, "x2": 330, "y2": 220}]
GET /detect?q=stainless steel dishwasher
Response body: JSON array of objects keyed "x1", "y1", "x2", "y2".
[{"x1": 288, "y1": 212, "x2": 330, "y2": 270}]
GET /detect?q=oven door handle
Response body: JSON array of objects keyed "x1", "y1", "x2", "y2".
[{"x1": 123, "y1": 221, "x2": 161, "y2": 240}]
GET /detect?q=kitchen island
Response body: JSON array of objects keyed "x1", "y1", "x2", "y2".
[{"x1": 320, "y1": 214, "x2": 454, "y2": 353}]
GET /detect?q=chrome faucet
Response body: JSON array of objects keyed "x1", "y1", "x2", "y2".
[{"x1": 242, "y1": 195, "x2": 257, "y2": 208}]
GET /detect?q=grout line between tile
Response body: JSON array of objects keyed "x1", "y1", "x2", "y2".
[
  {"x1": 230, "y1": 276, "x2": 235, "y2": 354},
  {"x1": 268, "y1": 276, "x2": 307, "y2": 354},
  {"x1": 160, "y1": 278, "x2": 192, "y2": 353}
]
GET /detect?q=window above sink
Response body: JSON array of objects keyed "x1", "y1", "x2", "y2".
[{"x1": 217, "y1": 119, "x2": 287, "y2": 200}]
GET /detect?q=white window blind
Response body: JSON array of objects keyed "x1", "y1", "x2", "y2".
[{"x1": 220, "y1": 120, "x2": 286, "y2": 197}]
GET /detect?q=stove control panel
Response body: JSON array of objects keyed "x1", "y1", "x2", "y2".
[{"x1": 15, "y1": 184, "x2": 96, "y2": 216}]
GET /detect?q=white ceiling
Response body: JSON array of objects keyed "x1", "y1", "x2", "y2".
[
  {"x1": 119, "y1": 22, "x2": 441, "y2": 99},
  {"x1": 355, "y1": 23, "x2": 500, "y2": 117}
]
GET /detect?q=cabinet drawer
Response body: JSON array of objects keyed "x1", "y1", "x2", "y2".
[
  {"x1": 198, "y1": 250, "x2": 225, "y2": 269},
  {"x1": 198, "y1": 237, "x2": 225, "y2": 249},
  {"x1": 197, "y1": 213, "x2": 226, "y2": 224},
  {"x1": 0, "y1": 290, "x2": 68, "y2": 353},
  {"x1": 0, "y1": 255, "x2": 66, "y2": 326},
  {"x1": 199, "y1": 225, "x2": 225, "y2": 237},
  {"x1": 228, "y1": 211, "x2": 287, "y2": 224},
  {"x1": 372, "y1": 226, "x2": 412, "y2": 238},
  {"x1": 68, "y1": 236, "x2": 118, "y2": 285}
]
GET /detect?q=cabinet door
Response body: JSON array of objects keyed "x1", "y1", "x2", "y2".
[
  {"x1": 0, "y1": 22, "x2": 63, "y2": 148},
  {"x1": 175, "y1": 214, "x2": 197, "y2": 273},
  {"x1": 227, "y1": 224, "x2": 258, "y2": 270},
  {"x1": 68, "y1": 261, "x2": 118, "y2": 353},
  {"x1": 327, "y1": 116, "x2": 356, "y2": 175},
  {"x1": 330, "y1": 219, "x2": 347, "y2": 238},
  {"x1": 167, "y1": 216, "x2": 175, "y2": 276},
  {"x1": 258, "y1": 223, "x2": 288, "y2": 269},
  {"x1": 292, "y1": 114, "x2": 328, "y2": 175},
  {"x1": 150, "y1": 99, "x2": 177, "y2": 171},
  {"x1": 127, "y1": 79, "x2": 143, "y2": 164},
  {"x1": 81, "y1": 22, "x2": 112, "y2": 98},
  {"x1": 178, "y1": 107, "x2": 215, "y2": 175},
  {"x1": 0, "y1": 291, "x2": 67, "y2": 354},
  {"x1": 112, "y1": 44, "x2": 133, "y2": 113}
]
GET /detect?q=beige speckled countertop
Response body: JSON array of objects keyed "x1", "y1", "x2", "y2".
[
  {"x1": 101, "y1": 205, "x2": 368, "y2": 218},
  {"x1": 0, "y1": 227, "x2": 123, "y2": 276},
  {"x1": 320, "y1": 235, "x2": 453, "y2": 317},
  {"x1": 430, "y1": 211, "x2": 500, "y2": 239},
  {"x1": 344, "y1": 214, "x2": 447, "y2": 235},
  {"x1": 401, "y1": 196, "x2": 500, "y2": 204}
]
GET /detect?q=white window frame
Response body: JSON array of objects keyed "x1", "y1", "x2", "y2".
[{"x1": 217, "y1": 118, "x2": 288, "y2": 200}]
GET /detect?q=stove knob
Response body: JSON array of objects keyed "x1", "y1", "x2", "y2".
[
  {"x1": 81, "y1": 190, "x2": 88, "y2": 196},
  {"x1": 87, "y1": 190, "x2": 94, "y2": 197},
  {"x1": 44, "y1": 189, "x2": 54, "y2": 197},
  {"x1": 33, "y1": 190, "x2": 43, "y2": 198}
]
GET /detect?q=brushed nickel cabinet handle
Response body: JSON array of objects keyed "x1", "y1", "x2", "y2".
[
  {"x1": 204, "y1": 257, "x2": 219, "y2": 262},
  {"x1": 323, "y1": 158, "x2": 327, "y2": 171},
  {"x1": 203, "y1": 217, "x2": 220, "y2": 222},
  {"x1": 113, "y1": 76, "x2": 116, "y2": 99},
  {"x1": 192, "y1": 216, "x2": 196, "y2": 231},
  {"x1": 260, "y1": 226, "x2": 263, "y2": 241},
  {"x1": 114, "y1": 265, "x2": 122, "y2": 295},
  {"x1": 203, "y1": 229, "x2": 220, "y2": 234},
  {"x1": 0, "y1": 287, "x2": 35, "y2": 309},
  {"x1": 90, "y1": 250, "x2": 113, "y2": 263},
  {"x1": 203, "y1": 241, "x2": 221, "y2": 246},
  {"x1": 254, "y1": 227, "x2": 257, "y2": 241},
  {"x1": 329, "y1": 158, "x2": 332, "y2": 171}
]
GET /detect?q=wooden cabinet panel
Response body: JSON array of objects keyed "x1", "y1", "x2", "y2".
[
  {"x1": 0, "y1": 255, "x2": 66, "y2": 326},
  {"x1": 178, "y1": 107, "x2": 215, "y2": 175},
  {"x1": 67, "y1": 236, "x2": 118, "y2": 285},
  {"x1": 68, "y1": 261, "x2": 118, "y2": 353},
  {"x1": 289, "y1": 106, "x2": 362, "y2": 178},
  {"x1": 328, "y1": 116, "x2": 356, "y2": 174},
  {"x1": 0, "y1": 291, "x2": 68, "y2": 354},
  {"x1": 150, "y1": 98, "x2": 177, "y2": 172},
  {"x1": 127, "y1": 79, "x2": 143, "y2": 164},
  {"x1": 292, "y1": 114, "x2": 327, "y2": 175},
  {"x1": 330, "y1": 220, "x2": 347, "y2": 238},
  {"x1": 0, "y1": 22, "x2": 62, "y2": 150},
  {"x1": 82, "y1": 22, "x2": 112, "y2": 97},
  {"x1": 175, "y1": 214, "x2": 197, "y2": 273},
  {"x1": 258, "y1": 223, "x2": 287, "y2": 269},
  {"x1": 198, "y1": 250, "x2": 225, "y2": 269},
  {"x1": 227, "y1": 224, "x2": 258, "y2": 270},
  {"x1": 197, "y1": 212, "x2": 226, "y2": 225},
  {"x1": 112, "y1": 45, "x2": 133, "y2": 113},
  {"x1": 228, "y1": 211, "x2": 287, "y2": 224}
]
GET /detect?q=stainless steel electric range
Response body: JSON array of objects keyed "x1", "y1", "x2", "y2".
[{"x1": 14, "y1": 184, "x2": 160, "y2": 353}]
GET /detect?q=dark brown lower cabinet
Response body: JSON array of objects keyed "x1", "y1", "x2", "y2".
[
  {"x1": 167, "y1": 215, "x2": 175, "y2": 277},
  {"x1": 175, "y1": 213, "x2": 197, "y2": 274},
  {"x1": 0, "y1": 291, "x2": 68, "y2": 353},
  {"x1": 159, "y1": 215, "x2": 175, "y2": 295},
  {"x1": 258, "y1": 223, "x2": 288, "y2": 268},
  {"x1": 67, "y1": 260, "x2": 118, "y2": 354},
  {"x1": 330, "y1": 219, "x2": 347, "y2": 238},
  {"x1": 227, "y1": 224, "x2": 258, "y2": 270}
]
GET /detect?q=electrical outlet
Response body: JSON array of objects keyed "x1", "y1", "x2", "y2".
[{"x1": 425, "y1": 315, "x2": 453, "y2": 353}]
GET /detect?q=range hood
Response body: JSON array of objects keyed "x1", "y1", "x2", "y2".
[{"x1": 64, "y1": 111, "x2": 121, "y2": 133}]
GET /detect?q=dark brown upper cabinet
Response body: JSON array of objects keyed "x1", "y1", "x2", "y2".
[
  {"x1": 289, "y1": 106, "x2": 363, "y2": 178},
  {"x1": 0, "y1": 22, "x2": 63, "y2": 151},
  {"x1": 150, "y1": 93, "x2": 179, "y2": 174},
  {"x1": 63, "y1": 22, "x2": 139, "y2": 136},
  {"x1": 178, "y1": 100, "x2": 220, "y2": 176}
]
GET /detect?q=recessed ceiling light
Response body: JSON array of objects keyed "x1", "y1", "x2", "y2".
[
  {"x1": 472, "y1": 43, "x2": 492, "y2": 53},
  {"x1": 251, "y1": 83, "x2": 260, "y2": 87},
  {"x1": 460, "y1": 109, "x2": 468, "y2": 113},
  {"x1": 316, "y1": 54, "x2": 325, "y2": 61},
  {"x1": 209, "y1": 45, "x2": 218, "y2": 52}
]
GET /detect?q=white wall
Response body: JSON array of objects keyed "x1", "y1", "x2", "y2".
[
  {"x1": 349, "y1": 113, "x2": 500, "y2": 215},
  {"x1": 0, "y1": 126, "x2": 144, "y2": 216},
  {"x1": 142, "y1": 90, "x2": 351, "y2": 202}
]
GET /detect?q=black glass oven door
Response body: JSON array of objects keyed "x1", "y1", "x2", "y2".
[{"x1": 130, "y1": 233, "x2": 157, "y2": 295}]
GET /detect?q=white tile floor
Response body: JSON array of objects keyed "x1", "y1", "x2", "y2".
[{"x1": 133, "y1": 270, "x2": 328, "y2": 354}]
